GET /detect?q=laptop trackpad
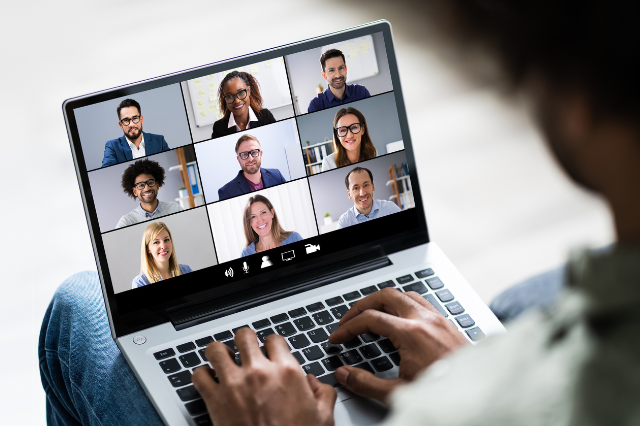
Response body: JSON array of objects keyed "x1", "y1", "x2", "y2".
[{"x1": 335, "y1": 389, "x2": 388, "y2": 425}]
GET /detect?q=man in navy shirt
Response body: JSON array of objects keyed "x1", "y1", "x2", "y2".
[{"x1": 307, "y1": 49, "x2": 371, "y2": 113}]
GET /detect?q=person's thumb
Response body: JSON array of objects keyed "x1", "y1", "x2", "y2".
[
  {"x1": 335, "y1": 366, "x2": 403, "y2": 403},
  {"x1": 307, "y1": 375, "x2": 337, "y2": 425}
]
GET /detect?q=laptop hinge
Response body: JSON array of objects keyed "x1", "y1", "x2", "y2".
[{"x1": 167, "y1": 247, "x2": 391, "y2": 331}]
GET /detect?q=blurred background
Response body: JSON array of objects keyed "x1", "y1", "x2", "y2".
[{"x1": 0, "y1": 0, "x2": 613, "y2": 424}]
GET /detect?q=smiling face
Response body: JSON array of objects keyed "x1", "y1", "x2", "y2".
[
  {"x1": 250, "y1": 201, "x2": 274, "y2": 239},
  {"x1": 347, "y1": 170, "x2": 375, "y2": 214},
  {"x1": 147, "y1": 229, "x2": 173, "y2": 267},
  {"x1": 133, "y1": 173, "x2": 158, "y2": 205},
  {"x1": 336, "y1": 114, "x2": 363, "y2": 153},
  {"x1": 118, "y1": 106, "x2": 143, "y2": 140},
  {"x1": 224, "y1": 77, "x2": 251, "y2": 118},
  {"x1": 236, "y1": 139, "x2": 262, "y2": 175},
  {"x1": 322, "y1": 56, "x2": 347, "y2": 90}
]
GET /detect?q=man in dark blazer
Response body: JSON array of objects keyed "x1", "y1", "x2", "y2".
[
  {"x1": 101, "y1": 99, "x2": 170, "y2": 167},
  {"x1": 218, "y1": 134, "x2": 287, "y2": 201}
]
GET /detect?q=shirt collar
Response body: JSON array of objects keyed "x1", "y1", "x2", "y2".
[
  {"x1": 137, "y1": 201, "x2": 161, "y2": 218},
  {"x1": 325, "y1": 84, "x2": 351, "y2": 103},
  {"x1": 352, "y1": 199, "x2": 380, "y2": 218},
  {"x1": 228, "y1": 107, "x2": 258, "y2": 129},
  {"x1": 126, "y1": 133, "x2": 145, "y2": 150}
]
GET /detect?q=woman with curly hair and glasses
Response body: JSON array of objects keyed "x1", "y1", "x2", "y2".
[
  {"x1": 132, "y1": 221, "x2": 193, "y2": 288},
  {"x1": 211, "y1": 71, "x2": 276, "y2": 139},
  {"x1": 321, "y1": 107, "x2": 377, "y2": 171}
]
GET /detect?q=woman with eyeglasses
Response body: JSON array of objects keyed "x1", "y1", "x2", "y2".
[
  {"x1": 211, "y1": 71, "x2": 276, "y2": 139},
  {"x1": 321, "y1": 107, "x2": 377, "y2": 171},
  {"x1": 240, "y1": 194, "x2": 302, "y2": 257},
  {"x1": 132, "y1": 222, "x2": 193, "y2": 288}
]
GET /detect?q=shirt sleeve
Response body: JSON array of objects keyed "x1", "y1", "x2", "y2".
[
  {"x1": 132, "y1": 274, "x2": 149, "y2": 289},
  {"x1": 336, "y1": 213, "x2": 348, "y2": 229},
  {"x1": 307, "y1": 98, "x2": 319, "y2": 113},
  {"x1": 101, "y1": 142, "x2": 117, "y2": 167}
]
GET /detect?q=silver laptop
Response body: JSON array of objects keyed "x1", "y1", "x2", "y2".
[{"x1": 63, "y1": 20, "x2": 505, "y2": 426}]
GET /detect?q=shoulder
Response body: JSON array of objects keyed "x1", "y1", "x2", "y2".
[
  {"x1": 212, "y1": 116, "x2": 231, "y2": 137},
  {"x1": 179, "y1": 264, "x2": 193, "y2": 274},
  {"x1": 241, "y1": 243, "x2": 256, "y2": 257},
  {"x1": 143, "y1": 132, "x2": 164, "y2": 140},
  {"x1": 132, "y1": 274, "x2": 150, "y2": 288},
  {"x1": 321, "y1": 153, "x2": 336, "y2": 171},
  {"x1": 264, "y1": 168, "x2": 284, "y2": 178},
  {"x1": 307, "y1": 95, "x2": 322, "y2": 113},
  {"x1": 284, "y1": 232, "x2": 303, "y2": 244},
  {"x1": 257, "y1": 108, "x2": 276, "y2": 123},
  {"x1": 337, "y1": 210, "x2": 351, "y2": 228},
  {"x1": 116, "y1": 209, "x2": 140, "y2": 228},
  {"x1": 350, "y1": 84, "x2": 370, "y2": 95},
  {"x1": 104, "y1": 137, "x2": 122, "y2": 148},
  {"x1": 160, "y1": 200, "x2": 183, "y2": 213},
  {"x1": 379, "y1": 199, "x2": 401, "y2": 212}
]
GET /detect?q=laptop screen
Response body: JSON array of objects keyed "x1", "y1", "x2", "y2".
[{"x1": 64, "y1": 22, "x2": 428, "y2": 335}]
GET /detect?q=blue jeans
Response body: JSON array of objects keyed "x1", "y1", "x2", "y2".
[{"x1": 39, "y1": 269, "x2": 565, "y2": 425}]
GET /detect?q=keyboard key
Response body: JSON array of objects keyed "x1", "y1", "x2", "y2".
[
  {"x1": 308, "y1": 328, "x2": 329, "y2": 343},
  {"x1": 185, "y1": 399, "x2": 207, "y2": 416},
  {"x1": 318, "y1": 374, "x2": 340, "y2": 387},
  {"x1": 179, "y1": 352, "x2": 201, "y2": 368},
  {"x1": 436, "y1": 289, "x2": 454, "y2": 302},
  {"x1": 160, "y1": 358, "x2": 181, "y2": 374},
  {"x1": 371, "y1": 356, "x2": 393, "y2": 372},
  {"x1": 378, "y1": 280, "x2": 395, "y2": 289},
  {"x1": 349, "y1": 302, "x2": 358, "y2": 307},
  {"x1": 275, "y1": 322, "x2": 296, "y2": 337},
  {"x1": 466, "y1": 327, "x2": 486, "y2": 342},
  {"x1": 289, "y1": 334, "x2": 311, "y2": 350},
  {"x1": 176, "y1": 385, "x2": 200, "y2": 401},
  {"x1": 377, "y1": 339, "x2": 397, "y2": 353},
  {"x1": 455, "y1": 314, "x2": 475, "y2": 328},
  {"x1": 223, "y1": 340, "x2": 238, "y2": 353},
  {"x1": 198, "y1": 348, "x2": 207, "y2": 361},
  {"x1": 445, "y1": 301, "x2": 465, "y2": 315},
  {"x1": 342, "y1": 291, "x2": 361, "y2": 301},
  {"x1": 361, "y1": 332, "x2": 380, "y2": 343},
  {"x1": 292, "y1": 352, "x2": 305, "y2": 365},
  {"x1": 343, "y1": 336, "x2": 362, "y2": 349},
  {"x1": 168, "y1": 370, "x2": 191, "y2": 387},
  {"x1": 321, "y1": 341, "x2": 342, "y2": 355},
  {"x1": 256, "y1": 328, "x2": 276, "y2": 342},
  {"x1": 312, "y1": 311, "x2": 334, "y2": 326},
  {"x1": 389, "y1": 352, "x2": 401, "y2": 366},
  {"x1": 322, "y1": 356, "x2": 344, "y2": 371},
  {"x1": 403, "y1": 282, "x2": 428, "y2": 294},
  {"x1": 154, "y1": 348, "x2": 175, "y2": 360},
  {"x1": 415, "y1": 268, "x2": 434, "y2": 278},
  {"x1": 396, "y1": 274, "x2": 414, "y2": 284},
  {"x1": 302, "y1": 362, "x2": 325, "y2": 376},
  {"x1": 340, "y1": 349, "x2": 363, "y2": 365},
  {"x1": 306, "y1": 302, "x2": 325, "y2": 312},
  {"x1": 354, "y1": 362, "x2": 375, "y2": 374},
  {"x1": 424, "y1": 294, "x2": 449, "y2": 317},
  {"x1": 325, "y1": 296, "x2": 344, "y2": 306},
  {"x1": 325, "y1": 323, "x2": 339, "y2": 334},
  {"x1": 359, "y1": 343, "x2": 382, "y2": 359},
  {"x1": 270, "y1": 313, "x2": 289, "y2": 323},
  {"x1": 176, "y1": 342, "x2": 196, "y2": 353},
  {"x1": 193, "y1": 414, "x2": 213, "y2": 426},
  {"x1": 288, "y1": 307, "x2": 307, "y2": 318},
  {"x1": 252, "y1": 318, "x2": 271, "y2": 329},
  {"x1": 214, "y1": 330, "x2": 233, "y2": 341},
  {"x1": 195, "y1": 336, "x2": 213, "y2": 347},
  {"x1": 294, "y1": 316, "x2": 315, "y2": 331},
  {"x1": 426, "y1": 277, "x2": 444, "y2": 290},
  {"x1": 330, "y1": 305, "x2": 349, "y2": 320},
  {"x1": 360, "y1": 285, "x2": 377, "y2": 296},
  {"x1": 232, "y1": 325, "x2": 249, "y2": 333},
  {"x1": 302, "y1": 346, "x2": 325, "y2": 361}
]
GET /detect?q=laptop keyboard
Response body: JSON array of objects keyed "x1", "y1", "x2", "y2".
[{"x1": 152, "y1": 268, "x2": 485, "y2": 425}]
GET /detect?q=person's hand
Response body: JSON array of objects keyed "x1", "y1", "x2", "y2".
[
  {"x1": 328, "y1": 288, "x2": 468, "y2": 402},
  {"x1": 192, "y1": 328, "x2": 337, "y2": 426}
]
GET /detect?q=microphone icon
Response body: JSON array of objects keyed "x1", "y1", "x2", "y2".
[{"x1": 243, "y1": 262, "x2": 249, "y2": 273}]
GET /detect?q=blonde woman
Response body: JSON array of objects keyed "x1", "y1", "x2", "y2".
[
  {"x1": 241, "y1": 194, "x2": 302, "y2": 257},
  {"x1": 132, "y1": 222, "x2": 192, "y2": 288}
]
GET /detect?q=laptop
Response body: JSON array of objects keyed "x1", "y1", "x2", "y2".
[{"x1": 63, "y1": 20, "x2": 506, "y2": 426}]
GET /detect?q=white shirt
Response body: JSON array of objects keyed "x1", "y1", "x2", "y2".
[
  {"x1": 126, "y1": 133, "x2": 145, "y2": 159},
  {"x1": 228, "y1": 107, "x2": 258, "y2": 132}
]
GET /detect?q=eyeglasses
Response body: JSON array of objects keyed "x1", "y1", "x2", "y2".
[
  {"x1": 133, "y1": 179, "x2": 157, "y2": 190},
  {"x1": 335, "y1": 123, "x2": 363, "y2": 137},
  {"x1": 224, "y1": 88, "x2": 249, "y2": 104},
  {"x1": 237, "y1": 149, "x2": 261, "y2": 160},
  {"x1": 120, "y1": 115, "x2": 141, "y2": 126}
]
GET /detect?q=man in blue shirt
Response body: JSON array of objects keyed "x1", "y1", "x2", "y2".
[
  {"x1": 307, "y1": 49, "x2": 371, "y2": 113},
  {"x1": 337, "y1": 166, "x2": 401, "y2": 229}
]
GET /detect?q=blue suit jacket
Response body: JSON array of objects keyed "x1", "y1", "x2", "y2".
[
  {"x1": 101, "y1": 132, "x2": 170, "y2": 167},
  {"x1": 218, "y1": 168, "x2": 286, "y2": 201}
]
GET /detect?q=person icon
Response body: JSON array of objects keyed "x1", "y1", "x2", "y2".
[{"x1": 261, "y1": 256, "x2": 273, "y2": 268}]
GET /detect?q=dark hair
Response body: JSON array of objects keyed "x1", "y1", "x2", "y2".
[
  {"x1": 217, "y1": 71, "x2": 264, "y2": 119},
  {"x1": 121, "y1": 159, "x2": 165, "y2": 198},
  {"x1": 235, "y1": 134, "x2": 260, "y2": 153},
  {"x1": 320, "y1": 49, "x2": 346, "y2": 71},
  {"x1": 344, "y1": 167, "x2": 374, "y2": 189},
  {"x1": 117, "y1": 99, "x2": 141, "y2": 119},
  {"x1": 427, "y1": 1, "x2": 640, "y2": 121},
  {"x1": 332, "y1": 107, "x2": 377, "y2": 168}
]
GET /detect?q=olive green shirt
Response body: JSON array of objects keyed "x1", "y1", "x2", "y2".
[{"x1": 384, "y1": 246, "x2": 640, "y2": 426}]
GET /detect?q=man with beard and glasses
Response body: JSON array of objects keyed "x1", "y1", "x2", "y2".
[
  {"x1": 307, "y1": 48, "x2": 371, "y2": 113},
  {"x1": 217, "y1": 134, "x2": 287, "y2": 201},
  {"x1": 116, "y1": 159, "x2": 182, "y2": 229},
  {"x1": 101, "y1": 99, "x2": 170, "y2": 167}
]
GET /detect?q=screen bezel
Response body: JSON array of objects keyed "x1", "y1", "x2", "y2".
[{"x1": 63, "y1": 20, "x2": 430, "y2": 338}]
